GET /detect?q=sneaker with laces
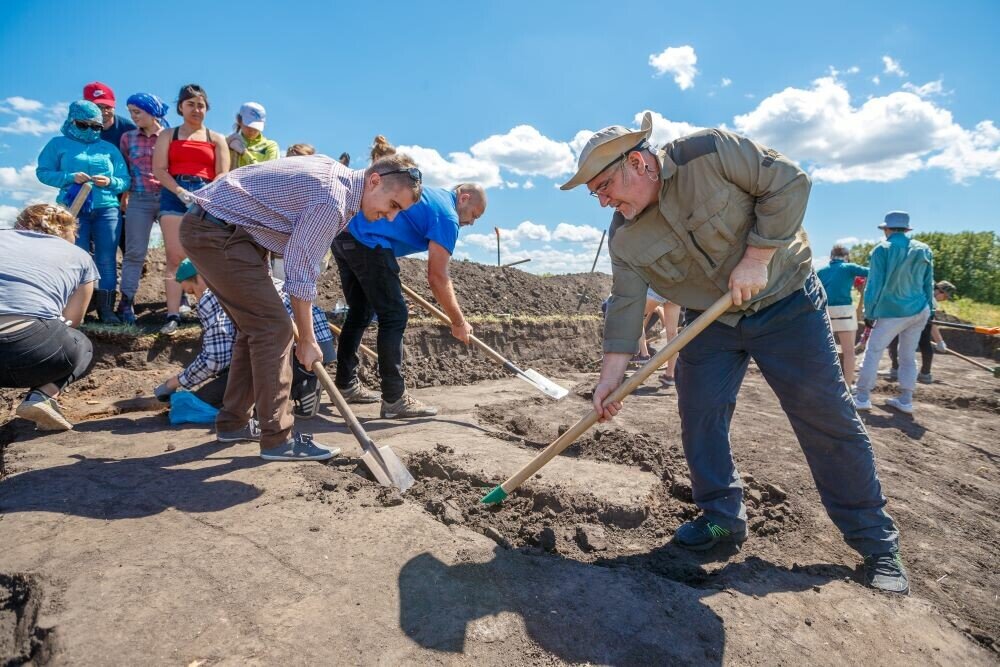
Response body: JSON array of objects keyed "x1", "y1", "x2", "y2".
[
  {"x1": 338, "y1": 381, "x2": 381, "y2": 404},
  {"x1": 260, "y1": 432, "x2": 339, "y2": 462},
  {"x1": 217, "y1": 418, "x2": 262, "y2": 443},
  {"x1": 854, "y1": 394, "x2": 873, "y2": 410},
  {"x1": 917, "y1": 372, "x2": 933, "y2": 384},
  {"x1": 380, "y1": 393, "x2": 438, "y2": 419},
  {"x1": 885, "y1": 397, "x2": 914, "y2": 414},
  {"x1": 863, "y1": 552, "x2": 909, "y2": 594},
  {"x1": 160, "y1": 315, "x2": 181, "y2": 335},
  {"x1": 16, "y1": 391, "x2": 73, "y2": 431},
  {"x1": 673, "y1": 515, "x2": 747, "y2": 552}
]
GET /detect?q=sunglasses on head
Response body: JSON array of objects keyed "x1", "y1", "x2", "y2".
[
  {"x1": 73, "y1": 120, "x2": 103, "y2": 131},
  {"x1": 378, "y1": 167, "x2": 422, "y2": 183}
]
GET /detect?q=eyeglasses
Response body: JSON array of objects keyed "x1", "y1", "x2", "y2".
[
  {"x1": 73, "y1": 120, "x2": 103, "y2": 131},
  {"x1": 378, "y1": 167, "x2": 422, "y2": 183},
  {"x1": 588, "y1": 139, "x2": 650, "y2": 198}
]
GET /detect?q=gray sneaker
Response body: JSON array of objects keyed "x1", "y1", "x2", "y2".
[
  {"x1": 217, "y1": 418, "x2": 262, "y2": 443},
  {"x1": 16, "y1": 391, "x2": 73, "y2": 431},
  {"x1": 338, "y1": 381, "x2": 381, "y2": 404},
  {"x1": 260, "y1": 433, "x2": 339, "y2": 461},
  {"x1": 159, "y1": 315, "x2": 181, "y2": 335},
  {"x1": 381, "y1": 393, "x2": 438, "y2": 419},
  {"x1": 885, "y1": 397, "x2": 914, "y2": 414},
  {"x1": 863, "y1": 552, "x2": 909, "y2": 595},
  {"x1": 917, "y1": 372, "x2": 933, "y2": 384}
]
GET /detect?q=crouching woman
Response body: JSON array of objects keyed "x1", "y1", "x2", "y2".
[{"x1": 0, "y1": 204, "x2": 99, "y2": 430}]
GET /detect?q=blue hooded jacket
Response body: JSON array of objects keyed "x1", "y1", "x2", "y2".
[{"x1": 36, "y1": 100, "x2": 129, "y2": 210}]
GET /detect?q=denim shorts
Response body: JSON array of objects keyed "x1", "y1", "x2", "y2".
[{"x1": 159, "y1": 175, "x2": 208, "y2": 216}]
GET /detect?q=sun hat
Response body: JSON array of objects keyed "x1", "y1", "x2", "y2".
[
  {"x1": 878, "y1": 211, "x2": 911, "y2": 230},
  {"x1": 560, "y1": 112, "x2": 654, "y2": 190}
]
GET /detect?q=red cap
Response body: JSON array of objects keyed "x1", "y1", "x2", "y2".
[{"x1": 83, "y1": 81, "x2": 116, "y2": 107}]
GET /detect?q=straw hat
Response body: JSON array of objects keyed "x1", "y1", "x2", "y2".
[{"x1": 560, "y1": 112, "x2": 654, "y2": 190}]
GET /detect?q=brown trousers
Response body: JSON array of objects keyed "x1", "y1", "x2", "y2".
[{"x1": 179, "y1": 212, "x2": 294, "y2": 448}]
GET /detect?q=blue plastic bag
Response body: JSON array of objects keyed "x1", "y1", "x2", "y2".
[
  {"x1": 169, "y1": 391, "x2": 219, "y2": 425},
  {"x1": 61, "y1": 182, "x2": 95, "y2": 214}
]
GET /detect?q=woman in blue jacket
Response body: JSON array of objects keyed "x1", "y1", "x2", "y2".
[{"x1": 37, "y1": 100, "x2": 130, "y2": 323}]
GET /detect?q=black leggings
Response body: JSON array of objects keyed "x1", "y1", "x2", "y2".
[
  {"x1": 888, "y1": 320, "x2": 934, "y2": 375},
  {"x1": 0, "y1": 318, "x2": 94, "y2": 392}
]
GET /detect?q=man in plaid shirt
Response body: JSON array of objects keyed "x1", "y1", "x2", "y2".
[
  {"x1": 154, "y1": 260, "x2": 335, "y2": 418},
  {"x1": 180, "y1": 152, "x2": 422, "y2": 462}
]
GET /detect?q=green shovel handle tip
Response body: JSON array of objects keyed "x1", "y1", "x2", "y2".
[{"x1": 480, "y1": 486, "x2": 509, "y2": 505}]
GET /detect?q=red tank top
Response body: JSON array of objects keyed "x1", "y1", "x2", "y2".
[{"x1": 167, "y1": 127, "x2": 217, "y2": 179}]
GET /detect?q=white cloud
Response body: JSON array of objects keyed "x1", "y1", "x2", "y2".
[
  {"x1": 721, "y1": 77, "x2": 732, "y2": 87},
  {"x1": 464, "y1": 232, "x2": 504, "y2": 250},
  {"x1": 493, "y1": 247, "x2": 611, "y2": 275},
  {"x1": 901, "y1": 79, "x2": 945, "y2": 97},
  {"x1": 634, "y1": 110, "x2": 702, "y2": 147},
  {"x1": 882, "y1": 55, "x2": 907, "y2": 77},
  {"x1": 395, "y1": 144, "x2": 501, "y2": 189},
  {"x1": 464, "y1": 220, "x2": 551, "y2": 251},
  {"x1": 846, "y1": 66, "x2": 860, "y2": 75},
  {"x1": 648, "y1": 45, "x2": 698, "y2": 90},
  {"x1": 0, "y1": 163, "x2": 57, "y2": 201},
  {"x1": 834, "y1": 236, "x2": 861, "y2": 246},
  {"x1": 523, "y1": 180, "x2": 535, "y2": 190},
  {"x1": 731, "y1": 75, "x2": 1000, "y2": 183},
  {"x1": 552, "y1": 222, "x2": 604, "y2": 243},
  {"x1": 0, "y1": 204, "x2": 19, "y2": 229},
  {"x1": 3, "y1": 97, "x2": 45, "y2": 113},
  {"x1": 871, "y1": 75, "x2": 881, "y2": 85},
  {"x1": 504, "y1": 181, "x2": 520, "y2": 189},
  {"x1": 0, "y1": 99, "x2": 66, "y2": 136},
  {"x1": 469, "y1": 125, "x2": 576, "y2": 178}
]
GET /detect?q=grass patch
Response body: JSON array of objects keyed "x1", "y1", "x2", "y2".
[{"x1": 938, "y1": 297, "x2": 1000, "y2": 327}]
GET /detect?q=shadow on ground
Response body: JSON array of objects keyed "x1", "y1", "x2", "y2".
[{"x1": 399, "y1": 546, "x2": 848, "y2": 666}]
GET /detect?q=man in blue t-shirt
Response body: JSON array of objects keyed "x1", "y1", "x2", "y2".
[{"x1": 331, "y1": 183, "x2": 487, "y2": 419}]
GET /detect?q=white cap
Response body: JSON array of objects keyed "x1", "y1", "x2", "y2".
[{"x1": 238, "y1": 102, "x2": 266, "y2": 131}]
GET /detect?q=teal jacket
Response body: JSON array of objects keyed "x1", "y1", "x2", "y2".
[
  {"x1": 863, "y1": 233, "x2": 934, "y2": 320},
  {"x1": 817, "y1": 259, "x2": 868, "y2": 307},
  {"x1": 36, "y1": 136, "x2": 130, "y2": 210}
]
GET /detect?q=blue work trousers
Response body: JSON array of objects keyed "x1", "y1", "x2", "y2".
[{"x1": 676, "y1": 273, "x2": 899, "y2": 556}]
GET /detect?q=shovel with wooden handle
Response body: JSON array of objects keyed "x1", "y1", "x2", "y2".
[
  {"x1": 481, "y1": 294, "x2": 732, "y2": 504},
  {"x1": 943, "y1": 348, "x2": 1000, "y2": 378},
  {"x1": 312, "y1": 362, "x2": 415, "y2": 491},
  {"x1": 931, "y1": 320, "x2": 1000, "y2": 336},
  {"x1": 401, "y1": 282, "x2": 569, "y2": 400},
  {"x1": 329, "y1": 322, "x2": 378, "y2": 361}
]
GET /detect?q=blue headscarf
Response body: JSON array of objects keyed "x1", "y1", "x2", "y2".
[
  {"x1": 61, "y1": 100, "x2": 102, "y2": 144},
  {"x1": 125, "y1": 93, "x2": 170, "y2": 127}
]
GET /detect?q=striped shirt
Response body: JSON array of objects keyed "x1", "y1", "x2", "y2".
[
  {"x1": 119, "y1": 128, "x2": 163, "y2": 194},
  {"x1": 178, "y1": 278, "x2": 334, "y2": 389},
  {"x1": 190, "y1": 155, "x2": 366, "y2": 301}
]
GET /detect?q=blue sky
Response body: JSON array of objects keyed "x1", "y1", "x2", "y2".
[{"x1": 1, "y1": 0, "x2": 997, "y2": 273}]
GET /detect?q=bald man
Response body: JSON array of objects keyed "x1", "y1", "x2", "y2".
[{"x1": 332, "y1": 183, "x2": 487, "y2": 418}]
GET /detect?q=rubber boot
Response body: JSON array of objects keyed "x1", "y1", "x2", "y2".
[
  {"x1": 117, "y1": 293, "x2": 137, "y2": 325},
  {"x1": 95, "y1": 289, "x2": 121, "y2": 325}
]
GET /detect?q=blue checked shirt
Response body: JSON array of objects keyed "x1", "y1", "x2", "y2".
[
  {"x1": 178, "y1": 279, "x2": 334, "y2": 389},
  {"x1": 190, "y1": 155, "x2": 365, "y2": 302}
]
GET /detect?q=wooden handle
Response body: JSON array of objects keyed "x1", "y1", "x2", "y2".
[
  {"x1": 400, "y1": 282, "x2": 518, "y2": 371},
  {"x1": 67, "y1": 182, "x2": 93, "y2": 219},
  {"x1": 499, "y1": 294, "x2": 733, "y2": 494},
  {"x1": 312, "y1": 361, "x2": 378, "y2": 453},
  {"x1": 329, "y1": 322, "x2": 378, "y2": 361},
  {"x1": 946, "y1": 348, "x2": 996, "y2": 372}
]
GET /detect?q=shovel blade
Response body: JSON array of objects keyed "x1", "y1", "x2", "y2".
[
  {"x1": 520, "y1": 369, "x2": 569, "y2": 400},
  {"x1": 361, "y1": 445, "x2": 416, "y2": 493}
]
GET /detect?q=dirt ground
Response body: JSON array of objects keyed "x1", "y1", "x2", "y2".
[{"x1": 2, "y1": 302, "x2": 998, "y2": 664}]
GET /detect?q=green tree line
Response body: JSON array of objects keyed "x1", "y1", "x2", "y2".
[{"x1": 848, "y1": 231, "x2": 1000, "y2": 304}]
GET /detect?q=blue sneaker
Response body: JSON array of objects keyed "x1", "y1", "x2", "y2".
[
  {"x1": 217, "y1": 418, "x2": 261, "y2": 443},
  {"x1": 863, "y1": 552, "x2": 909, "y2": 595},
  {"x1": 674, "y1": 515, "x2": 747, "y2": 552},
  {"x1": 260, "y1": 433, "x2": 339, "y2": 462}
]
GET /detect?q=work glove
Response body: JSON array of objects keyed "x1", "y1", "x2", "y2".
[
  {"x1": 228, "y1": 133, "x2": 247, "y2": 155},
  {"x1": 154, "y1": 381, "x2": 175, "y2": 402},
  {"x1": 934, "y1": 340, "x2": 947, "y2": 353},
  {"x1": 175, "y1": 189, "x2": 196, "y2": 206}
]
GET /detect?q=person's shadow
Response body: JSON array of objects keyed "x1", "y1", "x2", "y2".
[
  {"x1": 398, "y1": 544, "x2": 850, "y2": 666},
  {"x1": 0, "y1": 419, "x2": 266, "y2": 519}
]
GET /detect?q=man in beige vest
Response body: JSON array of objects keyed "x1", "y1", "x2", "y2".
[{"x1": 561, "y1": 113, "x2": 907, "y2": 594}]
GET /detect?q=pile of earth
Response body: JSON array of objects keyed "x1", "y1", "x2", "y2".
[{"x1": 133, "y1": 248, "x2": 612, "y2": 322}]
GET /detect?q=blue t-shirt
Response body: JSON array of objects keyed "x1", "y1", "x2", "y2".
[
  {"x1": 347, "y1": 187, "x2": 459, "y2": 257},
  {"x1": 817, "y1": 259, "x2": 868, "y2": 307},
  {"x1": 0, "y1": 230, "x2": 100, "y2": 319}
]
